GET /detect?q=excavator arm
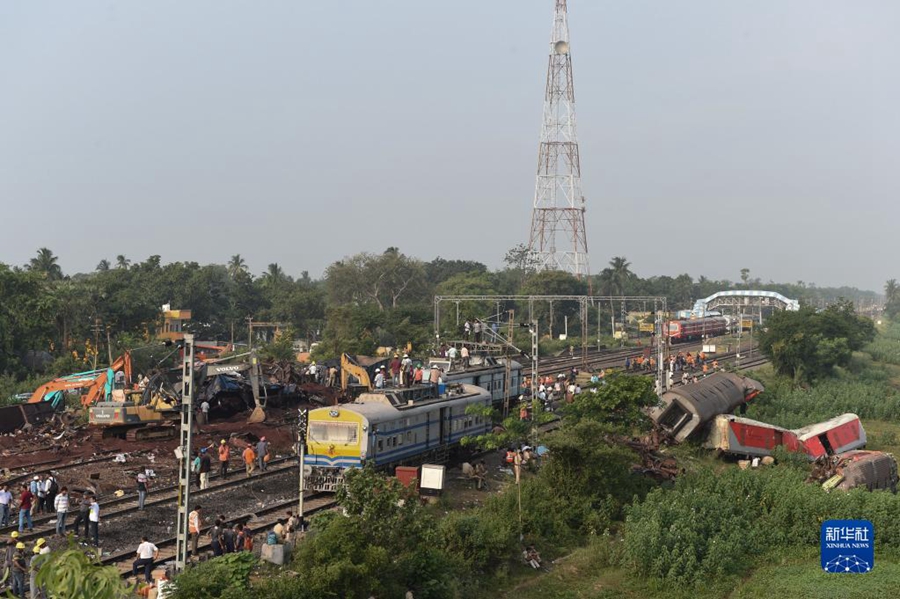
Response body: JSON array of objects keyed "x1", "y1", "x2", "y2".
[
  {"x1": 340, "y1": 353, "x2": 373, "y2": 392},
  {"x1": 27, "y1": 352, "x2": 133, "y2": 409}
]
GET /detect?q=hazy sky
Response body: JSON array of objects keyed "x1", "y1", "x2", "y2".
[{"x1": 1, "y1": 1, "x2": 897, "y2": 291}]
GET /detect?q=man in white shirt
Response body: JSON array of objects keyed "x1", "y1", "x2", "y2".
[
  {"x1": 199, "y1": 401, "x2": 210, "y2": 425},
  {"x1": 88, "y1": 497, "x2": 100, "y2": 547},
  {"x1": 0, "y1": 484, "x2": 12, "y2": 527},
  {"x1": 374, "y1": 368, "x2": 385, "y2": 389},
  {"x1": 53, "y1": 487, "x2": 70, "y2": 536},
  {"x1": 132, "y1": 536, "x2": 159, "y2": 583}
]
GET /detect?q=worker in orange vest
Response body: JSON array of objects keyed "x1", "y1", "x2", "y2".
[
  {"x1": 218, "y1": 440, "x2": 230, "y2": 480},
  {"x1": 188, "y1": 505, "x2": 202, "y2": 559},
  {"x1": 242, "y1": 445, "x2": 256, "y2": 478}
]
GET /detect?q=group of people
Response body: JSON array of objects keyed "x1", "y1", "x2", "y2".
[
  {"x1": 3, "y1": 533, "x2": 50, "y2": 599},
  {"x1": 374, "y1": 355, "x2": 443, "y2": 392},
  {"x1": 187, "y1": 504, "x2": 256, "y2": 561},
  {"x1": 304, "y1": 361, "x2": 339, "y2": 387},
  {"x1": 269, "y1": 510, "x2": 306, "y2": 544},
  {"x1": 190, "y1": 437, "x2": 270, "y2": 490},
  {"x1": 2, "y1": 481, "x2": 99, "y2": 546}
]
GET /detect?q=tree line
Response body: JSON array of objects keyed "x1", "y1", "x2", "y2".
[{"x1": 0, "y1": 245, "x2": 879, "y2": 382}]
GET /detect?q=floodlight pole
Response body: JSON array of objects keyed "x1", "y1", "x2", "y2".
[{"x1": 174, "y1": 334, "x2": 195, "y2": 573}]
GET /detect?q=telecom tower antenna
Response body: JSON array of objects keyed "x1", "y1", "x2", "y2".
[{"x1": 527, "y1": 0, "x2": 590, "y2": 278}]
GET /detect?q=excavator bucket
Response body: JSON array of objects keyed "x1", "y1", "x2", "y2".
[
  {"x1": 248, "y1": 405, "x2": 267, "y2": 424},
  {"x1": 246, "y1": 351, "x2": 266, "y2": 424}
]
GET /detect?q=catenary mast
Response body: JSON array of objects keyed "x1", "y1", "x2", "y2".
[{"x1": 527, "y1": 0, "x2": 590, "y2": 278}]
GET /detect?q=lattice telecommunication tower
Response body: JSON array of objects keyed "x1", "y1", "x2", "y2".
[{"x1": 527, "y1": 0, "x2": 590, "y2": 277}]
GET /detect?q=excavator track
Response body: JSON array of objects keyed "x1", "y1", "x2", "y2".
[{"x1": 126, "y1": 425, "x2": 177, "y2": 442}]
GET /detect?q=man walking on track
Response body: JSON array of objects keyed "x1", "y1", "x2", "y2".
[
  {"x1": 132, "y1": 537, "x2": 158, "y2": 583},
  {"x1": 243, "y1": 445, "x2": 256, "y2": 477},
  {"x1": 218, "y1": 440, "x2": 230, "y2": 480},
  {"x1": 256, "y1": 437, "x2": 269, "y2": 472}
]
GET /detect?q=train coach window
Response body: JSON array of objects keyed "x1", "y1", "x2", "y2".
[
  {"x1": 310, "y1": 422, "x2": 358, "y2": 444},
  {"x1": 406, "y1": 431, "x2": 413, "y2": 443},
  {"x1": 378, "y1": 439, "x2": 383, "y2": 452}
]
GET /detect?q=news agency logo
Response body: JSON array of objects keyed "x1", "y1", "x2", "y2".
[{"x1": 821, "y1": 520, "x2": 874, "y2": 573}]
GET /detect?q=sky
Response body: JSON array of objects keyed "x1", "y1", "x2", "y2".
[{"x1": 1, "y1": 1, "x2": 897, "y2": 291}]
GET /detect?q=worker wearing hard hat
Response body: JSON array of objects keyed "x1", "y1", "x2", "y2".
[
  {"x1": 29, "y1": 538, "x2": 50, "y2": 599},
  {"x1": 218, "y1": 439, "x2": 230, "y2": 480},
  {"x1": 4, "y1": 532, "x2": 19, "y2": 589},
  {"x1": 10, "y1": 542, "x2": 26, "y2": 599}
]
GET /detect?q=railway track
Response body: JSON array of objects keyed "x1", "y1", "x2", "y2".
[
  {"x1": 3, "y1": 457, "x2": 299, "y2": 543},
  {"x1": 2, "y1": 452, "x2": 146, "y2": 488},
  {"x1": 103, "y1": 492, "x2": 336, "y2": 577}
]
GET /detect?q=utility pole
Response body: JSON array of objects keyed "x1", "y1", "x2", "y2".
[
  {"x1": 530, "y1": 321, "x2": 539, "y2": 399},
  {"x1": 297, "y1": 407, "x2": 308, "y2": 522},
  {"x1": 174, "y1": 334, "x2": 195, "y2": 573},
  {"x1": 527, "y1": 0, "x2": 590, "y2": 278}
]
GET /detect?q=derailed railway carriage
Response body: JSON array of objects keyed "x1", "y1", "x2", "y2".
[{"x1": 304, "y1": 383, "x2": 492, "y2": 491}]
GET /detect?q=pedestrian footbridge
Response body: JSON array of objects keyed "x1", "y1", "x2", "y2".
[{"x1": 692, "y1": 290, "x2": 799, "y2": 316}]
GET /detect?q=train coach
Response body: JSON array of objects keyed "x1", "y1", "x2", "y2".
[
  {"x1": 705, "y1": 413, "x2": 867, "y2": 459},
  {"x1": 303, "y1": 383, "x2": 492, "y2": 491},
  {"x1": 429, "y1": 355, "x2": 523, "y2": 407},
  {"x1": 666, "y1": 316, "x2": 729, "y2": 343}
]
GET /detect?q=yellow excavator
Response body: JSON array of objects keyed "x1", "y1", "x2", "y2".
[{"x1": 340, "y1": 353, "x2": 389, "y2": 397}]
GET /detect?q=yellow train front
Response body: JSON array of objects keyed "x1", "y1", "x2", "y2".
[{"x1": 303, "y1": 383, "x2": 492, "y2": 491}]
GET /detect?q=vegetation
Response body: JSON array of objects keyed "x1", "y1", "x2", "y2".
[
  {"x1": 0, "y1": 247, "x2": 879, "y2": 394},
  {"x1": 33, "y1": 543, "x2": 129, "y2": 599},
  {"x1": 169, "y1": 552, "x2": 257, "y2": 599},
  {"x1": 758, "y1": 301, "x2": 875, "y2": 383},
  {"x1": 622, "y1": 462, "x2": 900, "y2": 587}
]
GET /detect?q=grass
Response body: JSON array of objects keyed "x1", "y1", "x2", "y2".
[
  {"x1": 732, "y1": 548, "x2": 900, "y2": 599},
  {"x1": 493, "y1": 542, "x2": 900, "y2": 599}
]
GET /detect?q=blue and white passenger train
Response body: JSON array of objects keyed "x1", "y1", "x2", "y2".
[{"x1": 303, "y1": 383, "x2": 493, "y2": 492}]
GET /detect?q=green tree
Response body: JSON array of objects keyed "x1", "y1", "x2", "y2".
[
  {"x1": 95, "y1": 259, "x2": 110, "y2": 272},
  {"x1": 294, "y1": 466, "x2": 457, "y2": 599},
  {"x1": 758, "y1": 301, "x2": 875, "y2": 383},
  {"x1": 326, "y1": 248, "x2": 426, "y2": 311},
  {"x1": 561, "y1": 372, "x2": 657, "y2": 430},
  {"x1": 115, "y1": 255, "x2": 131, "y2": 270},
  {"x1": 34, "y1": 544, "x2": 129, "y2": 598},
  {"x1": 227, "y1": 254, "x2": 248, "y2": 279},
  {"x1": 28, "y1": 247, "x2": 63, "y2": 280},
  {"x1": 885, "y1": 279, "x2": 900, "y2": 319}
]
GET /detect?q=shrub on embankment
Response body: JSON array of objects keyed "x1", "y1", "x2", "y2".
[
  {"x1": 621, "y1": 460, "x2": 900, "y2": 587},
  {"x1": 743, "y1": 367, "x2": 900, "y2": 429}
]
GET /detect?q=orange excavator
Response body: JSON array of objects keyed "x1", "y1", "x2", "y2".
[{"x1": 26, "y1": 352, "x2": 133, "y2": 409}]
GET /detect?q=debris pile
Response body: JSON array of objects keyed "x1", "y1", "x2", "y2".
[{"x1": 810, "y1": 450, "x2": 898, "y2": 492}]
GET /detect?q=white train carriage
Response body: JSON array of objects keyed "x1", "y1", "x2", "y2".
[
  {"x1": 304, "y1": 383, "x2": 492, "y2": 491},
  {"x1": 429, "y1": 355, "x2": 523, "y2": 405}
]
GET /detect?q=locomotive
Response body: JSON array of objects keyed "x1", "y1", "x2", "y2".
[
  {"x1": 666, "y1": 316, "x2": 729, "y2": 343},
  {"x1": 303, "y1": 383, "x2": 492, "y2": 492}
]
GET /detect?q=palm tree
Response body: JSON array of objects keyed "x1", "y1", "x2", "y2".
[
  {"x1": 28, "y1": 248, "x2": 63, "y2": 280},
  {"x1": 228, "y1": 254, "x2": 248, "y2": 279},
  {"x1": 115, "y1": 255, "x2": 131, "y2": 270},
  {"x1": 261, "y1": 263, "x2": 285, "y2": 288},
  {"x1": 886, "y1": 279, "x2": 899, "y2": 303},
  {"x1": 608, "y1": 256, "x2": 632, "y2": 295},
  {"x1": 96, "y1": 259, "x2": 111, "y2": 272}
]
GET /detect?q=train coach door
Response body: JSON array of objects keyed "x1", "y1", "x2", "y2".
[{"x1": 440, "y1": 407, "x2": 450, "y2": 445}]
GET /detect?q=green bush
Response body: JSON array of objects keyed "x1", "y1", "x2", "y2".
[
  {"x1": 169, "y1": 552, "x2": 257, "y2": 599},
  {"x1": 865, "y1": 321, "x2": 900, "y2": 365},
  {"x1": 743, "y1": 375, "x2": 900, "y2": 429},
  {"x1": 621, "y1": 464, "x2": 900, "y2": 587}
]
